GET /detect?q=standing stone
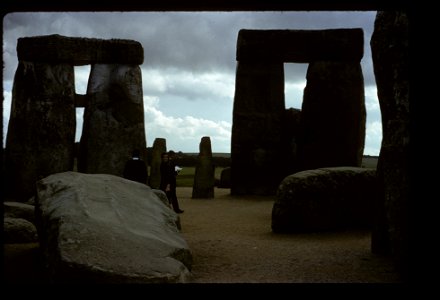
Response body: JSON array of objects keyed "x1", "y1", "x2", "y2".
[
  {"x1": 192, "y1": 136, "x2": 215, "y2": 199},
  {"x1": 283, "y1": 108, "x2": 302, "y2": 174},
  {"x1": 5, "y1": 62, "x2": 76, "y2": 201},
  {"x1": 231, "y1": 61, "x2": 290, "y2": 195},
  {"x1": 149, "y1": 138, "x2": 167, "y2": 189},
  {"x1": 297, "y1": 61, "x2": 366, "y2": 170},
  {"x1": 78, "y1": 64, "x2": 147, "y2": 177},
  {"x1": 370, "y1": 11, "x2": 409, "y2": 277}
]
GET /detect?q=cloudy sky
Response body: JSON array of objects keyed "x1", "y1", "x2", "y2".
[{"x1": 2, "y1": 11, "x2": 382, "y2": 155}]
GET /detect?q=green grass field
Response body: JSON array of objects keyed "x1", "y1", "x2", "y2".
[{"x1": 176, "y1": 167, "x2": 224, "y2": 187}]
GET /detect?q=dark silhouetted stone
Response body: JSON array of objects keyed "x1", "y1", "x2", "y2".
[
  {"x1": 192, "y1": 136, "x2": 215, "y2": 199},
  {"x1": 272, "y1": 167, "x2": 377, "y2": 233},
  {"x1": 149, "y1": 138, "x2": 167, "y2": 189},
  {"x1": 297, "y1": 61, "x2": 366, "y2": 170},
  {"x1": 237, "y1": 29, "x2": 363, "y2": 63},
  {"x1": 370, "y1": 11, "x2": 409, "y2": 277},
  {"x1": 231, "y1": 28, "x2": 365, "y2": 196},
  {"x1": 17, "y1": 34, "x2": 144, "y2": 65},
  {"x1": 218, "y1": 167, "x2": 231, "y2": 188},
  {"x1": 5, "y1": 62, "x2": 76, "y2": 201},
  {"x1": 231, "y1": 61, "x2": 291, "y2": 195}
]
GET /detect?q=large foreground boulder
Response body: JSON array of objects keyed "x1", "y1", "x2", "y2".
[
  {"x1": 35, "y1": 172, "x2": 192, "y2": 283},
  {"x1": 272, "y1": 167, "x2": 377, "y2": 233}
]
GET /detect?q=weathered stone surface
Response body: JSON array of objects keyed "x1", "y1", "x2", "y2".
[
  {"x1": 35, "y1": 172, "x2": 192, "y2": 283},
  {"x1": 370, "y1": 11, "x2": 409, "y2": 275},
  {"x1": 231, "y1": 61, "x2": 291, "y2": 195},
  {"x1": 78, "y1": 64, "x2": 147, "y2": 176},
  {"x1": 3, "y1": 217, "x2": 38, "y2": 243},
  {"x1": 297, "y1": 61, "x2": 365, "y2": 170},
  {"x1": 237, "y1": 29, "x2": 363, "y2": 63},
  {"x1": 272, "y1": 167, "x2": 377, "y2": 233},
  {"x1": 5, "y1": 62, "x2": 76, "y2": 201},
  {"x1": 192, "y1": 137, "x2": 215, "y2": 199},
  {"x1": 17, "y1": 34, "x2": 144, "y2": 65},
  {"x1": 4, "y1": 202, "x2": 36, "y2": 224},
  {"x1": 149, "y1": 138, "x2": 167, "y2": 189}
]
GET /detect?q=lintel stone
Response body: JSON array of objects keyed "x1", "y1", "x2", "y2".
[
  {"x1": 237, "y1": 28, "x2": 363, "y2": 63},
  {"x1": 17, "y1": 34, "x2": 144, "y2": 65}
]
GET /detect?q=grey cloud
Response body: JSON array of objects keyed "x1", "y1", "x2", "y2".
[{"x1": 3, "y1": 11, "x2": 377, "y2": 85}]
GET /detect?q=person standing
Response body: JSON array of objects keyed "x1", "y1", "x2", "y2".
[
  {"x1": 123, "y1": 149, "x2": 148, "y2": 184},
  {"x1": 160, "y1": 151, "x2": 184, "y2": 213}
]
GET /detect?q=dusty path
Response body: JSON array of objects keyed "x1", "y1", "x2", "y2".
[{"x1": 177, "y1": 187, "x2": 401, "y2": 283}]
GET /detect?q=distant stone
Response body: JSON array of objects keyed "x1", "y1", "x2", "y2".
[
  {"x1": 192, "y1": 137, "x2": 215, "y2": 199},
  {"x1": 35, "y1": 172, "x2": 192, "y2": 283},
  {"x1": 218, "y1": 167, "x2": 231, "y2": 188},
  {"x1": 149, "y1": 138, "x2": 167, "y2": 189},
  {"x1": 272, "y1": 167, "x2": 377, "y2": 233},
  {"x1": 17, "y1": 34, "x2": 144, "y2": 65}
]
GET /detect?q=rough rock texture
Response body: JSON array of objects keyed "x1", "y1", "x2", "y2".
[
  {"x1": 272, "y1": 167, "x2": 377, "y2": 233},
  {"x1": 297, "y1": 61, "x2": 366, "y2": 170},
  {"x1": 3, "y1": 217, "x2": 38, "y2": 243},
  {"x1": 237, "y1": 29, "x2": 363, "y2": 62},
  {"x1": 370, "y1": 11, "x2": 409, "y2": 276},
  {"x1": 4, "y1": 62, "x2": 76, "y2": 201},
  {"x1": 149, "y1": 138, "x2": 167, "y2": 189},
  {"x1": 78, "y1": 64, "x2": 146, "y2": 176},
  {"x1": 17, "y1": 34, "x2": 144, "y2": 65},
  {"x1": 192, "y1": 137, "x2": 215, "y2": 199},
  {"x1": 34, "y1": 172, "x2": 192, "y2": 283}
]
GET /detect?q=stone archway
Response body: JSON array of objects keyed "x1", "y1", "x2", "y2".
[
  {"x1": 4, "y1": 34, "x2": 147, "y2": 201},
  {"x1": 231, "y1": 29, "x2": 366, "y2": 195}
]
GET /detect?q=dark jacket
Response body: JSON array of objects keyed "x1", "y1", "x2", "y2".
[
  {"x1": 123, "y1": 158, "x2": 148, "y2": 184},
  {"x1": 160, "y1": 160, "x2": 177, "y2": 190}
]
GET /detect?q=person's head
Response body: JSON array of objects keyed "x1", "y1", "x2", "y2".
[
  {"x1": 168, "y1": 150, "x2": 175, "y2": 159},
  {"x1": 132, "y1": 149, "x2": 140, "y2": 158},
  {"x1": 161, "y1": 152, "x2": 169, "y2": 162}
]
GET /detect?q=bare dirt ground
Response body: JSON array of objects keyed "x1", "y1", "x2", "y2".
[
  {"x1": 178, "y1": 187, "x2": 401, "y2": 283},
  {"x1": 3, "y1": 187, "x2": 402, "y2": 284}
]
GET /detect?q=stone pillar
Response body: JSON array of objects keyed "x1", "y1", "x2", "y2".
[
  {"x1": 5, "y1": 62, "x2": 76, "y2": 201},
  {"x1": 78, "y1": 64, "x2": 147, "y2": 177},
  {"x1": 149, "y1": 138, "x2": 167, "y2": 189},
  {"x1": 297, "y1": 61, "x2": 366, "y2": 170},
  {"x1": 370, "y1": 11, "x2": 409, "y2": 278},
  {"x1": 283, "y1": 108, "x2": 302, "y2": 174},
  {"x1": 231, "y1": 61, "x2": 290, "y2": 195},
  {"x1": 192, "y1": 136, "x2": 215, "y2": 199}
]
